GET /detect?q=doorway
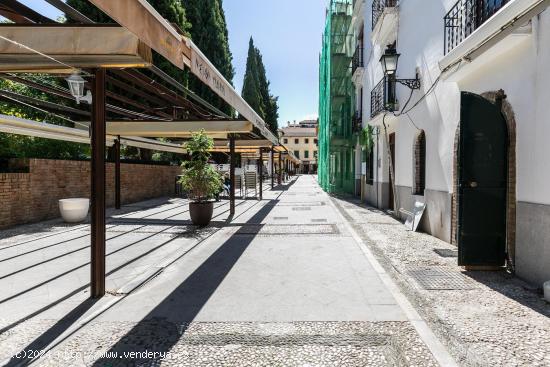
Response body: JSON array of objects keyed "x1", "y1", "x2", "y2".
[{"x1": 457, "y1": 92, "x2": 508, "y2": 267}]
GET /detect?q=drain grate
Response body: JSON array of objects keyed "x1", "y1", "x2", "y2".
[
  {"x1": 273, "y1": 217, "x2": 288, "y2": 220},
  {"x1": 434, "y1": 248, "x2": 458, "y2": 258},
  {"x1": 408, "y1": 267, "x2": 477, "y2": 290},
  {"x1": 292, "y1": 207, "x2": 311, "y2": 211},
  {"x1": 311, "y1": 219, "x2": 327, "y2": 223},
  {"x1": 235, "y1": 224, "x2": 339, "y2": 236}
]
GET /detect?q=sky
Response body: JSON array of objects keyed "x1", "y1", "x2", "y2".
[{"x1": 19, "y1": 0, "x2": 327, "y2": 128}]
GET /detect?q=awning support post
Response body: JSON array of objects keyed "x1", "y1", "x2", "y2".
[
  {"x1": 91, "y1": 68, "x2": 106, "y2": 299},
  {"x1": 115, "y1": 136, "x2": 121, "y2": 210},
  {"x1": 271, "y1": 146, "x2": 275, "y2": 189},
  {"x1": 278, "y1": 152, "x2": 282, "y2": 185},
  {"x1": 229, "y1": 134, "x2": 236, "y2": 216},
  {"x1": 258, "y1": 148, "x2": 263, "y2": 200}
]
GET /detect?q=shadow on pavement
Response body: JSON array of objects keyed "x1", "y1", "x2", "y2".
[
  {"x1": 463, "y1": 271, "x2": 550, "y2": 318},
  {"x1": 334, "y1": 194, "x2": 550, "y2": 319},
  {"x1": 90, "y1": 195, "x2": 283, "y2": 366}
]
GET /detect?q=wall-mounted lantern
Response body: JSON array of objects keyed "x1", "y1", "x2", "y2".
[
  {"x1": 380, "y1": 46, "x2": 400, "y2": 75},
  {"x1": 379, "y1": 44, "x2": 421, "y2": 112},
  {"x1": 66, "y1": 72, "x2": 92, "y2": 104}
]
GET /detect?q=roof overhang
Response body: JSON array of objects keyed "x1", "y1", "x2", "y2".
[
  {"x1": 88, "y1": 0, "x2": 279, "y2": 145},
  {"x1": 106, "y1": 120, "x2": 253, "y2": 137},
  {"x1": 0, "y1": 114, "x2": 184, "y2": 153},
  {"x1": 439, "y1": 0, "x2": 549, "y2": 74},
  {"x1": 212, "y1": 139, "x2": 273, "y2": 149},
  {"x1": 0, "y1": 25, "x2": 153, "y2": 73}
]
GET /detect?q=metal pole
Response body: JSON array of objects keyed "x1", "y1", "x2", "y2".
[
  {"x1": 229, "y1": 135, "x2": 236, "y2": 216},
  {"x1": 278, "y1": 152, "x2": 282, "y2": 185},
  {"x1": 114, "y1": 136, "x2": 121, "y2": 210},
  {"x1": 258, "y1": 148, "x2": 263, "y2": 200},
  {"x1": 91, "y1": 68, "x2": 106, "y2": 299},
  {"x1": 271, "y1": 146, "x2": 275, "y2": 189},
  {"x1": 286, "y1": 159, "x2": 292, "y2": 180}
]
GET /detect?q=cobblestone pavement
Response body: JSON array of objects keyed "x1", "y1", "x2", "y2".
[
  {"x1": 1, "y1": 320, "x2": 437, "y2": 366},
  {"x1": 0, "y1": 176, "x2": 451, "y2": 366},
  {"x1": 331, "y1": 195, "x2": 550, "y2": 367}
]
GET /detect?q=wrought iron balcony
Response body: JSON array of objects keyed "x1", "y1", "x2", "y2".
[
  {"x1": 352, "y1": 46, "x2": 364, "y2": 75},
  {"x1": 352, "y1": 111, "x2": 363, "y2": 133},
  {"x1": 370, "y1": 76, "x2": 397, "y2": 118},
  {"x1": 444, "y1": 0, "x2": 509, "y2": 55},
  {"x1": 372, "y1": 0, "x2": 397, "y2": 30}
]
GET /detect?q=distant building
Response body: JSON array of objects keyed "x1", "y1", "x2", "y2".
[{"x1": 279, "y1": 120, "x2": 318, "y2": 174}]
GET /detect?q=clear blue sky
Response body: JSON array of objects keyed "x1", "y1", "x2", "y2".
[{"x1": 20, "y1": 0, "x2": 326, "y2": 127}]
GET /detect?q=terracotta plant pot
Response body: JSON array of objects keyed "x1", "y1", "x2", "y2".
[{"x1": 189, "y1": 201, "x2": 214, "y2": 226}]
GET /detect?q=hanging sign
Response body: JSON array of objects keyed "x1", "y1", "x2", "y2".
[{"x1": 189, "y1": 41, "x2": 278, "y2": 145}]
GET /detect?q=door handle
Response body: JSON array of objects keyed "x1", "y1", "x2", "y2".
[{"x1": 469, "y1": 181, "x2": 478, "y2": 188}]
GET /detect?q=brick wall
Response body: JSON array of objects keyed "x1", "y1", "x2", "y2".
[{"x1": 0, "y1": 158, "x2": 181, "y2": 229}]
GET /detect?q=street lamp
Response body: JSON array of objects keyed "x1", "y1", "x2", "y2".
[
  {"x1": 66, "y1": 71, "x2": 92, "y2": 104},
  {"x1": 379, "y1": 44, "x2": 421, "y2": 90},
  {"x1": 379, "y1": 46, "x2": 400, "y2": 75},
  {"x1": 379, "y1": 44, "x2": 420, "y2": 112}
]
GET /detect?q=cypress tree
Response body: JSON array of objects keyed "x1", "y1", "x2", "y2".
[
  {"x1": 182, "y1": 0, "x2": 235, "y2": 115},
  {"x1": 241, "y1": 38, "x2": 263, "y2": 117},
  {"x1": 242, "y1": 38, "x2": 279, "y2": 133},
  {"x1": 254, "y1": 47, "x2": 279, "y2": 132}
]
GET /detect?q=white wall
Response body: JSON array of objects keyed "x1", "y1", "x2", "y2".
[{"x1": 357, "y1": 0, "x2": 550, "y2": 205}]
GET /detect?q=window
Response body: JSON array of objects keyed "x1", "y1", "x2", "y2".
[
  {"x1": 283, "y1": 138, "x2": 288, "y2": 144},
  {"x1": 304, "y1": 151, "x2": 309, "y2": 159},
  {"x1": 314, "y1": 139, "x2": 318, "y2": 145},
  {"x1": 294, "y1": 138, "x2": 299, "y2": 144},
  {"x1": 305, "y1": 138, "x2": 309, "y2": 144},
  {"x1": 412, "y1": 130, "x2": 426, "y2": 195},
  {"x1": 294, "y1": 150, "x2": 300, "y2": 158},
  {"x1": 314, "y1": 150, "x2": 318, "y2": 158},
  {"x1": 367, "y1": 144, "x2": 374, "y2": 185}
]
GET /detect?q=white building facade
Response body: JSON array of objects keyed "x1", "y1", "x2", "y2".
[{"x1": 351, "y1": 0, "x2": 550, "y2": 286}]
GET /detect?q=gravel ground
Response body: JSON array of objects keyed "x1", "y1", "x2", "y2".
[
  {"x1": 331, "y1": 196, "x2": 550, "y2": 367},
  {"x1": 1, "y1": 319, "x2": 438, "y2": 366}
]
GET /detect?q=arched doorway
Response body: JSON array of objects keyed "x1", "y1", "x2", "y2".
[{"x1": 456, "y1": 91, "x2": 510, "y2": 267}]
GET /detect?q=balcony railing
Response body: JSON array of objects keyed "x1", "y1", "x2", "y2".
[
  {"x1": 444, "y1": 0, "x2": 509, "y2": 54},
  {"x1": 352, "y1": 111, "x2": 363, "y2": 133},
  {"x1": 352, "y1": 45, "x2": 364, "y2": 75},
  {"x1": 372, "y1": 0, "x2": 397, "y2": 30},
  {"x1": 370, "y1": 76, "x2": 396, "y2": 118}
]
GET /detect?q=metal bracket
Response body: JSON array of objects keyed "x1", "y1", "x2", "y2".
[{"x1": 396, "y1": 78, "x2": 421, "y2": 90}]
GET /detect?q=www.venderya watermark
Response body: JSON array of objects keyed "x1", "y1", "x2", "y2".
[{"x1": 9, "y1": 348, "x2": 180, "y2": 363}]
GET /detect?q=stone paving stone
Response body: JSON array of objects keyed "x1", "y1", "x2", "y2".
[
  {"x1": 2, "y1": 320, "x2": 437, "y2": 366},
  {"x1": 0, "y1": 177, "x2": 445, "y2": 366},
  {"x1": 332, "y1": 195, "x2": 550, "y2": 367}
]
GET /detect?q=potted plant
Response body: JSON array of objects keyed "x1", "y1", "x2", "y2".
[{"x1": 179, "y1": 130, "x2": 223, "y2": 226}]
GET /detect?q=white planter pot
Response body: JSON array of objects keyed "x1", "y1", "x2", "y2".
[{"x1": 59, "y1": 198, "x2": 90, "y2": 223}]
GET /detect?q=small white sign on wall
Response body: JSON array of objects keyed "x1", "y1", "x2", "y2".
[{"x1": 361, "y1": 163, "x2": 367, "y2": 175}]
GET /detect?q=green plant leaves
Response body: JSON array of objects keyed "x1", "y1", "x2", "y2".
[{"x1": 179, "y1": 130, "x2": 223, "y2": 202}]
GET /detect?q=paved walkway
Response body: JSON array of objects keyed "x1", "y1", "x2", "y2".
[
  {"x1": 0, "y1": 176, "x2": 454, "y2": 366},
  {"x1": 331, "y1": 195, "x2": 550, "y2": 367}
]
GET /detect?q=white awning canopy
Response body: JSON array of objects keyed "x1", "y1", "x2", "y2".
[{"x1": 88, "y1": 0, "x2": 280, "y2": 146}]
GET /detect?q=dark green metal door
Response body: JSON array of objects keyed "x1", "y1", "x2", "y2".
[{"x1": 458, "y1": 92, "x2": 508, "y2": 266}]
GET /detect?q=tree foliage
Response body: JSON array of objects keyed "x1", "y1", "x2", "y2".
[
  {"x1": 241, "y1": 37, "x2": 279, "y2": 133},
  {"x1": 0, "y1": 77, "x2": 90, "y2": 160},
  {"x1": 178, "y1": 130, "x2": 222, "y2": 202},
  {"x1": 182, "y1": 0, "x2": 235, "y2": 115},
  {"x1": 360, "y1": 126, "x2": 374, "y2": 152},
  {"x1": 66, "y1": 0, "x2": 190, "y2": 85}
]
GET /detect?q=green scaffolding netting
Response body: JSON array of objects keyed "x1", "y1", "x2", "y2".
[{"x1": 318, "y1": 0, "x2": 357, "y2": 194}]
